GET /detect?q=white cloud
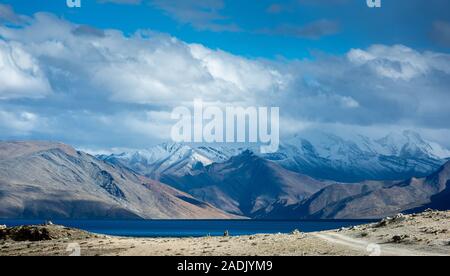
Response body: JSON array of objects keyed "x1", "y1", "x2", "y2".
[
  {"x1": 0, "y1": 9, "x2": 449, "y2": 149},
  {"x1": 347, "y1": 44, "x2": 450, "y2": 80},
  {"x1": 0, "y1": 40, "x2": 52, "y2": 100},
  {"x1": 0, "y1": 14, "x2": 285, "y2": 105},
  {"x1": 189, "y1": 44, "x2": 287, "y2": 99},
  {"x1": 0, "y1": 110, "x2": 40, "y2": 135}
]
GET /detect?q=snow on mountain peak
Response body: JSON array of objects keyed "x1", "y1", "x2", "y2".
[
  {"x1": 375, "y1": 130, "x2": 447, "y2": 159},
  {"x1": 97, "y1": 130, "x2": 449, "y2": 182}
]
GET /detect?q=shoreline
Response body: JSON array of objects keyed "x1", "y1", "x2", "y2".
[{"x1": 1, "y1": 210, "x2": 449, "y2": 256}]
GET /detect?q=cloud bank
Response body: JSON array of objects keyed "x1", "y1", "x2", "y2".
[{"x1": 0, "y1": 5, "x2": 449, "y2": 149}]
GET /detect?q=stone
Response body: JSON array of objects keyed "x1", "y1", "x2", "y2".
[
  {"x1": 392, "y1": 235, "x2": 409, "y2": 243},
  {"x1": 375, "y1": 218, "x2": 389, "y2": 228}
]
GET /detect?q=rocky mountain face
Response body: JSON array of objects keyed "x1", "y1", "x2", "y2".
[
  {"x1": 407, "y1": 162, "x2": 450, "y2": 213},
  {"x1": 0, "y1": 142, "x2": 238, "y2": 219},
  {"x1": 159, "y1": 151, "x2": 331, "y2": 217},
  {"x1": 260, "y1": 161, "x2": 450, "y2": 219}
]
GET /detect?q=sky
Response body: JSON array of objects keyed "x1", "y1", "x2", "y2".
[{"x1": 0, "y1": 0, "x2": 450, "y2": 151}]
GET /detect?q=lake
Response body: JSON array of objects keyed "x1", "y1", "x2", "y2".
[{"x1": 0, "y1": 219, "x2": 376, "y2": 238}]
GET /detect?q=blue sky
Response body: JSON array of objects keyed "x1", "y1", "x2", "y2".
[
  {"x1": 0, "y1": 0, "x2": 450, "y2": 150},
  {"x1": 3, "y1": 0, "x2": 450, "y2": 58}
]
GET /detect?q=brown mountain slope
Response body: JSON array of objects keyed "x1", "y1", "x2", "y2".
[
  {"x1": 261, "y1": 161, "x2": 450, "y2": 219},
  {"x1": 0, "y1": 141, "x2": 238, "y2": 219},
  {"x1": 161, "y1": 151, "x2": 331, "y2": 217}
]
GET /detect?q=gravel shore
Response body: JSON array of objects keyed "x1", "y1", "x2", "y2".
[{"x1": 1, "y1": 211, "x2": 449, "y2": 256}]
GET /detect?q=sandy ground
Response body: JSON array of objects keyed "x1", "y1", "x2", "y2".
[{"x1": 1, "y1": 210, "x2": 449, "y2": 256}]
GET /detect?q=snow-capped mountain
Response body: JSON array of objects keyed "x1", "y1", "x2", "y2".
[
  {"x1": 98, "y1": 143, "x2": 243, "y2": 179},
  {"x1": 94, "y1": 131, "x2": 450, "y2": 219},
  {"x1": 159, "y1": 150, "x2": 331, "y2": 217},
  {"x1": 98, "y1": 131, "x2": 450, "y2": 183},
  {"x1": 264, "y1": 130, "x2": 449, "y2": 182}
]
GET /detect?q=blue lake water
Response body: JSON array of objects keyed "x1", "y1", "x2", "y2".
[{"x1": 0, "y1": 219, "x2": 376, "y2": 238}]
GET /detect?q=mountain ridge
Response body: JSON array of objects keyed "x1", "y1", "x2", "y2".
[
  {"x1": 0, "y1": 141, "x2": 239, "y2": 220},
  {"x1": 98, "y1": 130, "x2": 449, "y2": 183},
  {"x1": 159, "y1": 150, "x2": 332, "y2": 217},
  {"x1": 260, "y1": 160, "x2": 450, "y2": 219}
]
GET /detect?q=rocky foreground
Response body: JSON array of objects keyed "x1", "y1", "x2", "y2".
[{"x1": 0, "y1": 210, "x2": 449, "y2": 256}]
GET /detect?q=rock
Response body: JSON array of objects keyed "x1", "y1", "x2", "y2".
[
  {"x1": 0, "y1": 225, "x2": 6, "y2": 230},
  {"x1": 375, "y1": 214, "x2": 408, "y2": 228},
  {"x1": 5, "y1": 226, "x2": 52, "y2": 241},
  {"x1": 391, "y1": 235, "x2": 409, "y2": 243},
  {"x1": 392, "y1": 235, "x2": 402, "y2": 243},
  {"x1": 375, "y1": 218, "x2": 390, "y2": 228},
  {"x1": 393, "y1": 213, "x2": 407, "y2": 221},
  {"x1": 0, "y1": 225, "x2": 93, "y2": 241}
]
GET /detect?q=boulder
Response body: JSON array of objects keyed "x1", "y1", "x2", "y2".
[
  {"x1": 375, "y1": 213, "x2": 409, "y2": 228},
  {"x1": 0, "y1": 225, "x2": 92, "y2": 241},
  {"x1": 391, "y1": 235, "x2": 409, "y2": 243},
  {"x1": 6, "y1": 226, "x2": 52, "y2": 241}
]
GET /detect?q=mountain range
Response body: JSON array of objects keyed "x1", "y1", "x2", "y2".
[
  {"x1": 264, "y1": 130, "x2": 449, "y2": 182},
  {"x1": 96, "y1": 130, "x2": 450, "y2": 219},
  {"x1": 99, "y1": 130, "x2": 449, "y2": 183},
  {"x1": 98, "y1": 143, "x2": 242, "y2": 180},
  {"x1": 1, "y1": 130, "x2": 449, "y2": 220}
]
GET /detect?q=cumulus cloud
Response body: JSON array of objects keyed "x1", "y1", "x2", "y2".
[
  {"x1": 347, "y1": 45, "x2": 450, "y2": 80},
  {"x1": 0, "y1": 9, "x2": 449, "y2": 148},
  {"x1": 267, "y1": 44, "x2": 450, "y2": 140},
  {"x1": 0, "y1": 110, "x2": 41, "y2": 135},
  {"x1": 0, "y1": 13, "x2": 284, "y2": 105},
  {"x1": 0, "y1": 11, "x2": 288, "y2": 147},
  {"x1": 0, "y1": 40, "x2": 52, "y2": 100}
]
